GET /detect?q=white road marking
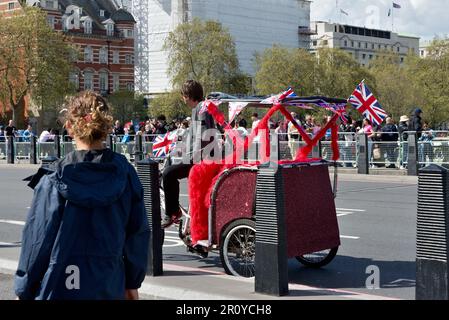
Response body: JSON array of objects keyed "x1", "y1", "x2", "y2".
[
  {"x1": 337, "y1": 208, "x2": 366, "y2": 217},
  {"x1": 163, "y1": 236, "x2": 184, "y2": 248},
  {"x1": 337, "y1": 208, "x2": 366, "y2": 212},
  {"x1": 337, "y1": 212, "x2": 354, "y2": 217},
  {"x1": 0, "y1": 242, "x2": 21, "y2": 247},
  {"x1": 0, "y1": 219, "x2": 26, "y2": 226},
  {"x1": 340, "y1": 235, "x2": 360, "y2": 240}
]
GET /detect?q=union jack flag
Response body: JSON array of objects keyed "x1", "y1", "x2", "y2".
[
  {"x1": 261, "y1": 87, "x2": 297, "y2": 104},
  {"x1": 326, "y1": 104, "x2": 350, "y2": 124},
  {"x1": 348, "y1": 81, "x2": 388, "y2": 125},
  {"x1": 152, "y1": 132, "x2": 177, "y2": 157}
]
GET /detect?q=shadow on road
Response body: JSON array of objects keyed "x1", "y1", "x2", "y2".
[{"x1": 288, "y1": 255, "x2": 415, "y2": 290}]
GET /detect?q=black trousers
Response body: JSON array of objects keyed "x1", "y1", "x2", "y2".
[{"x1": 162, "y1": 163, "x2": 193, "y2": 217}]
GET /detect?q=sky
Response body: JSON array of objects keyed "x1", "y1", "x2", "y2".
[{"x1": 310, "y1": 0, "x2": 449, "y2": 41}]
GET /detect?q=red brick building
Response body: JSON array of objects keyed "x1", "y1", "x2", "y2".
[{"x1": 1, "y1": 0, "x2": 136, "y2": 95}]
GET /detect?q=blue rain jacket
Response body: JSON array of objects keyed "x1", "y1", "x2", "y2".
[{"x1": 15, "y1": 149, "x2": 150, "y2": 300}]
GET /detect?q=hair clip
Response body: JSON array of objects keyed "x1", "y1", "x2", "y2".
[{"x1": 84, "y1": 114, "x2": 92, "y2": 123}]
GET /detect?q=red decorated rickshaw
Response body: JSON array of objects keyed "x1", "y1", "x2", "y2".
[{"x1": 161, "y1": 91, "x2": 348, "y2": 277}]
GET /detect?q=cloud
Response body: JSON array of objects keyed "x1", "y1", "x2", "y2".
[{"x1": 311, "y1": 0, "x2": 449, "y2": 40}]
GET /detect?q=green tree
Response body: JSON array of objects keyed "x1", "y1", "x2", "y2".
[
  {"x1": 368, "y1": 51, "x2": 422, "y2": 121},
  {"x1": 164, "y1": 18, "x2": 250, "y2": 96},
  {"x1": 254, "y1": 46, "x2": 316, "y2": 96},
  {"x1": 411, "y1": 39, "x2": 449, "y2": 127},
  {"x1": 108, "y1": 90, "x2": 147, "y2": 124},
  {"x1": 0, "y1": 7, "x2": 76, "y2": 125},
  {"x1": 148, "y1": 91, "x2": 190, "y2": 121},
  {"x1": 314, "y1": 48, "x2": 374, "y2": 98}
]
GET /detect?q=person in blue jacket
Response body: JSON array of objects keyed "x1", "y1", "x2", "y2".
[{"x1": 15, "y1": 91, "x2": 150, "y2": 300}]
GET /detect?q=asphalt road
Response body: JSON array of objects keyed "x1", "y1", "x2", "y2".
[{"x1": 0, "y1": 165, "x2": 417, "y2": 300}]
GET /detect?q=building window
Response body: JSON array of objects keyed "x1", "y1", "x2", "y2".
[
  {"x1": 106, "y1": 23, "x2": 114, "y2": 36},
  {"x1": 378, "y1": 44, "x2": 381, "y2": 49},
  {"x1": 125, "y1": 54, "x2": 133, "y2": 65},
  {"x1": 126, "y1": 29, "x2": 134, "y2": 38},
  {"x1": 99, "y1": 72, "x2": 108, "y2": 92},
  {"x1": 344, "y1": 40, "x2": 348, "y2": 47},
  {"x1": 84, "y1": 20, "x2": 92, "y2": 34},
  {"x1": 112, "y1": 74, "x2": 120, "y2": 92},
  {"x1": 84, "y1": 46, "x2": 93, "y2": 63},
  {"x1": 99, "y1": 47, "x2": 108, "y2": 64},
  {"x1": 62, "y1": 16, "x2": 68, "y2": 32},
  {"x1": 397, "y1": 46, "x2": 400, "y2": 52},
  {"x1": 372, "y1": 43, "x2": 375, "y2": 50},
  {"x1": 322, "y1": 40, "x2": 328, "y2": 46},
  {"x1": 8, "y1": 2, "x2": 14, "y2": 10},
  {"x1": 362, "y1": 54, "x2": 366, "y2": 59},
  {"x1": 365, "y1": 42, "x2": 368, "y2": 49},
  {"x1": 112, "y1": 51, "x2": 120, "y2": 64},
  {"x1": 44, "y1": 0, "x2": 56, "y2": 9},
  {"x1": 100, "y1": 10, "x2": 105, "y2": 17},
  {"x1": 369, "y1": 54, "x2": 373, "y2": 60},
  {"x1": 351, "y1": 41, "x2": 354, "y2": 47},
  {"x1": 47, "y1": 16, "x2": 55, "y2": 29},
  {"x1": 126, "y1": 83, "x2": 134, "y2": 91},
  {"x1": 312, "y1": 40, "x2": 317, "y2": 46},
  {"x1": 358, "y1": 42, "x2": 361, "y2": 48},
  {"x1": 69, "y1": 72, "x2": 79, "y2": 90},
  {"x1": 83, "y1": 71, "x2": 93, "y2": 90}
]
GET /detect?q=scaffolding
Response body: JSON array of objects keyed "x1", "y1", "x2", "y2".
[{"x1": 117, "y1": 0, "x2": 150, "y2": 93}]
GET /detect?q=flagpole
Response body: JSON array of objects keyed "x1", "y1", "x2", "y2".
[{"x1": 391, "y1": 3, "x2": 394, "y2": 32}]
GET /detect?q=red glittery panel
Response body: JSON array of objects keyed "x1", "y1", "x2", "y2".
[
  {"x1": 211, "y1": 170, "x2": 257, "y2": 245},
  {"x1": 282, "y1": 165, "x2": 341, "y2": 258}
]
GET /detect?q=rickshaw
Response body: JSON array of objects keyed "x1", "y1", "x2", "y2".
[{"x1": 160, "y1": 93, "x2": 348, "y2": 278}]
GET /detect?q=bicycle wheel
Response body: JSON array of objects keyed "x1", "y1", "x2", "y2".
[
  {"x1": 296, "y1": 247, "x2": 338, "y2": 268},
  {"x1": 219, "y1": 219, "x2": 256, "y2": 278}
]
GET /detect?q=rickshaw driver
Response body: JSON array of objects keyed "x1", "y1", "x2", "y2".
[{"x1": 161, "y1": 80, "x2": 217, "y2": 228}]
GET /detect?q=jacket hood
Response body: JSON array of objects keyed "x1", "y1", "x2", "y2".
[{"x1": 49, "y1": 149, "x2": 131, "y2": 208}]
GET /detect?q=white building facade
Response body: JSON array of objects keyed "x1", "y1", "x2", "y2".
[
  {"x1": 123, "y1": 0, "x2": 311, "y2": 94},
  {"x1": 310, "y1": 21, "x2": 420, "y2": 66}
]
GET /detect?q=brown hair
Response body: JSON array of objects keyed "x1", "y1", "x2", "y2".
[
  {"x1": 181, "y1": 80, "x2": 204, "y2": 102},
  {"x1": 64, "y1": 91, "x2": 113, "y2": 145}
]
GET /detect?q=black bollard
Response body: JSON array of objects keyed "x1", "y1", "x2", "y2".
[
  {"x1": 6, "y1": 137, "x2": 14, "y2": 164},
  {"x1": 254, "y1": 164, "x2": 289, "y2": 296},
  {"x1": 107, "y1": 135, "x2": 114, "y2": 151},
  {"x1": 416, "y1": 165, "x2": 449, "y2": 300},
  {"x1": 357, "y1": 133, "x2": 369, "y2": 175},
  {"x1": 54, "y1": 135, "x2": 61, "y2": 159},
  {"x1": 135, "y1": 134, "x2": 144, "y2": 162},
  {"x1": 30, "y1": 136, "x2": 37, "y2": 164},
  {"x1": 136, "y1": 158, "x2": 163, "y2": 276},
  {"x1": 407, "y1": 133, "x2": 419, "y2": 176}
]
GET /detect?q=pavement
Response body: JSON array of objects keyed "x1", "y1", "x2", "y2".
[{"x1": 0, "y1": 164, "x2": 418, "y2": 300}]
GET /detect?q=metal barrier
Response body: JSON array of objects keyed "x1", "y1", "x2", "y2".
[
  {"x1": 4, "y1": 132, "x2": 449, "y2": 172},
  {"x1": 0, "y1": 141, "x2": 6, "y2": 160}
]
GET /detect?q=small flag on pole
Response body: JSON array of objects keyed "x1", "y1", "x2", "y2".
[
  {"x1": 388, "y1": 8, "x2": 391, "y2": 16},
  {"x1": 340, "y1": 9, "x2": 349, "y2": 16},
  {"x1": 393, "y1": 2, "x2": 401, "y2": 9}
]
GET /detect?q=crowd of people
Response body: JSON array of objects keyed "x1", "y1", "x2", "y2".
[{"x1": 0, "y1": 106, "x2": 439, "y2": 168}]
